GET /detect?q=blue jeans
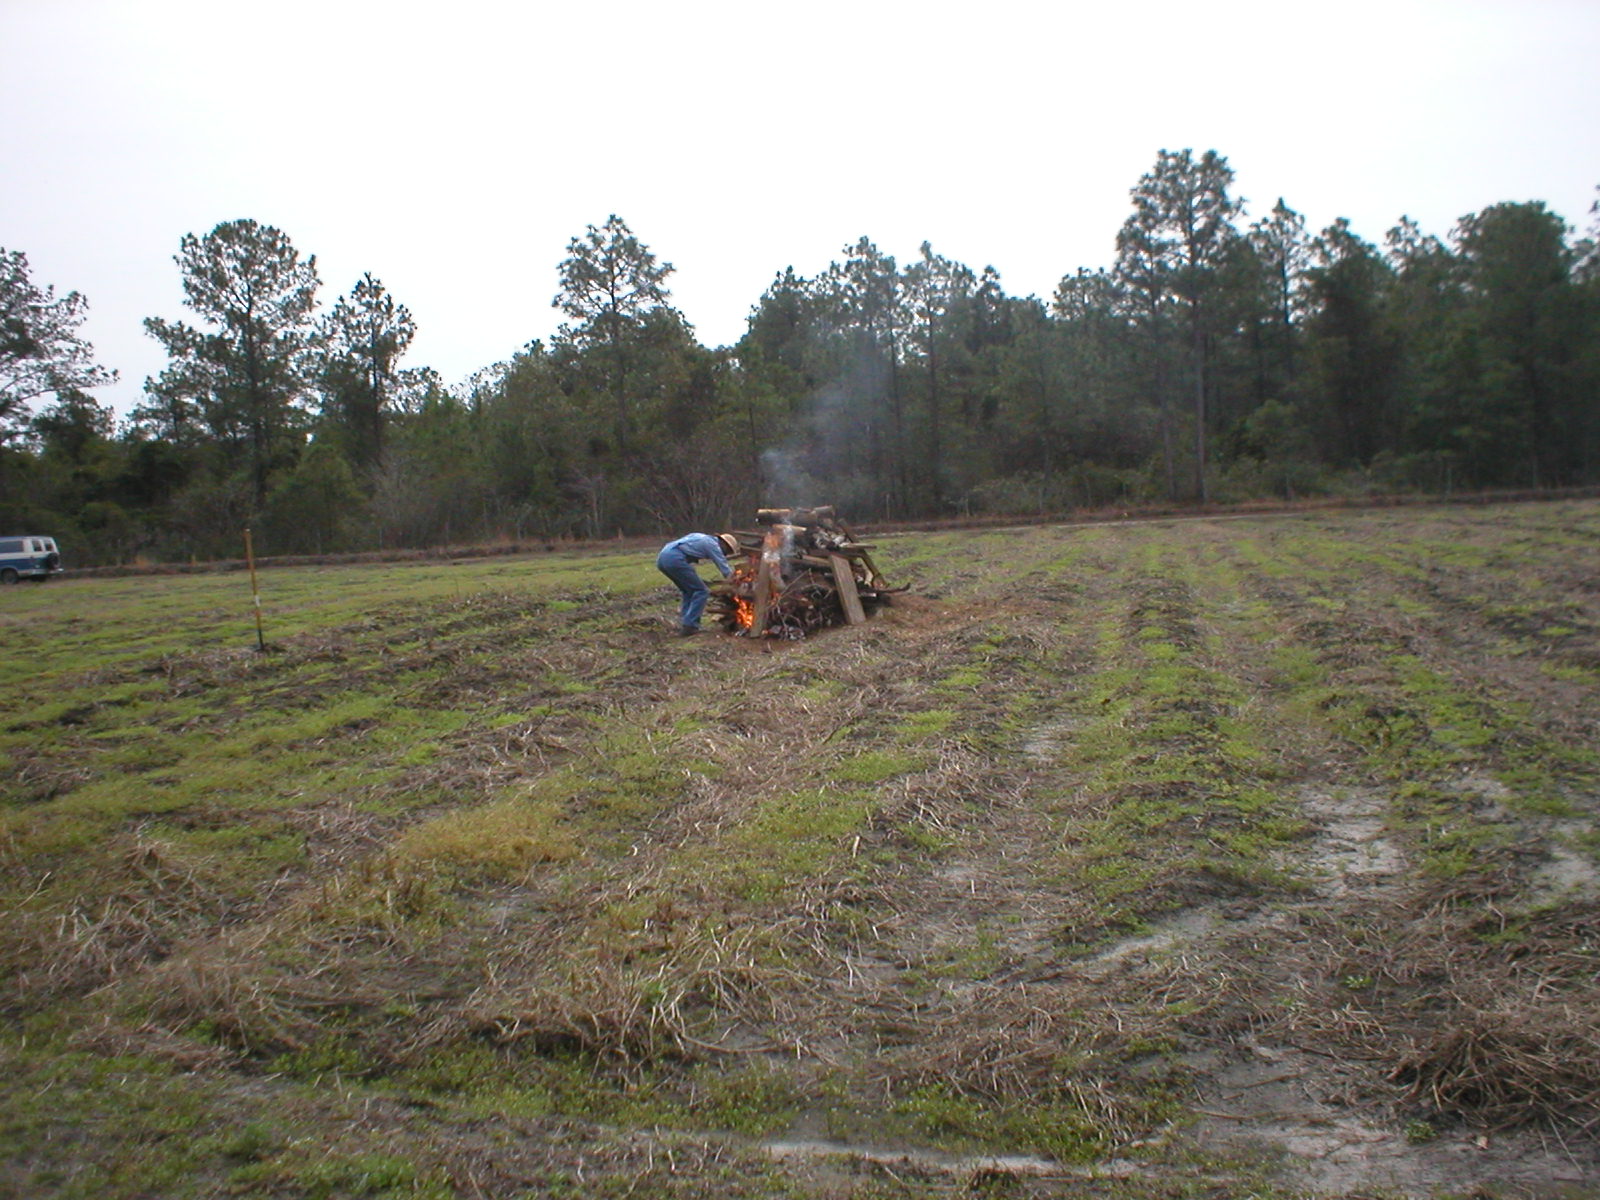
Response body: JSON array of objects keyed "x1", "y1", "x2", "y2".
[{"x1": 656, "y1": 550, "x2": 710, "y2": 629}]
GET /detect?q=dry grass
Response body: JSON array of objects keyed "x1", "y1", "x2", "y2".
[
  {"x1": 457, "y1": 918, "x2": 806, "y2": 1067},
  {"x1": 1391, "y1": 1002, "x2": 1600, "y2": 1131},
  {"x1": 4, "y1": 503, "x2": 1600, "y2": 1197},
  {"x1": 1, "y1": 835, "x2": 241, "y2": 1007},
  {"x1": 1384, "y1": 892, "x2": 1600, "y2": 1130},
  {"x1": 140, "y1": 943, "x2": 318, "y2": 1053}
]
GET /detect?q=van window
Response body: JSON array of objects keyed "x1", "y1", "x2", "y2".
[{"x1": 0, "y1": 540, "x2": 20, "y2": 554}]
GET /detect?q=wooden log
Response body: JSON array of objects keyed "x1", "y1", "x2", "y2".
[
  {"x1": 757, "y1": 506, "x2": 837, "y2": 528},
  {"x1": 854, "y1": 549, "x2": 888, "y2": 589},
  {"x1": 751, "y1": 559, "x2": 776, "y2": 632},
  {"x1": 828, "y1": 553, "x2": 866, "y2": 625},
  {"x1": 750, "y1": 524, "x2": 790, "y2": 633}
]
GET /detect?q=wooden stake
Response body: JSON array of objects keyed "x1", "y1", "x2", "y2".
[{"x1": 244, "y1": 527, "x2": 266, "y2": 651}]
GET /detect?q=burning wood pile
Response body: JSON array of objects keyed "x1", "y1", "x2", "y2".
[{"x1": 709, "y1": 507, "x2": 900, "y2": 638}]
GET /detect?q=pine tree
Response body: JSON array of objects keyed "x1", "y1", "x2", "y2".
[{"x1": 143, "y1": 220, "x2": 320, "y2": 504}]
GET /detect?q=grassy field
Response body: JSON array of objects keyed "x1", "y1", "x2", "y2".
[{"x1": 2, "y1": 500, "x2": 1598, "y2": 1199}]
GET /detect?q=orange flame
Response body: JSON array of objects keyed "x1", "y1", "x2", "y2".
[{"x1": 725, "y1": 560, "x2": 758, "y2": 632}]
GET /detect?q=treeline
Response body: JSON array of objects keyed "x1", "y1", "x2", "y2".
[{"x1": 4, "y1": 148, "x2": 1598, "y2": 566}]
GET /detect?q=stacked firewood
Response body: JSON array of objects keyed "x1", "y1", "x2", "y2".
[{"x1": 709, "y1": 506, "x2": 900, "y2": 638}]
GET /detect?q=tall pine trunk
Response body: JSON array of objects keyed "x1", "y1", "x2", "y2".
[{"x1": 1192, "y1": 315, "x2": 1209, "y2": 503}]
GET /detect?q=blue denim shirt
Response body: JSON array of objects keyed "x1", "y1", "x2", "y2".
[{"x1": 657, "y1": 533, "x2": 732, "y2": 577}]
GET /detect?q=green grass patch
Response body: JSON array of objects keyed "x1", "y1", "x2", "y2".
[
  {"x1": 391, "y1": 792, "x2": 578, "y2": 882},
  {"x1": 706, "y1": 786, "x2": 876, "y2": 903},
  {"x1": 831, "y1": 749, "x2": 924, "y2": 785}
]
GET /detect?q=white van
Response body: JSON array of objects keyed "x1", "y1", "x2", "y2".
[{"x1": 0, "y1": 536, "x2": 63, "y2": 583}]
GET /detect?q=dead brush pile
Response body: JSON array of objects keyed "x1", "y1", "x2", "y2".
[
  {"x1": 1386, "y1": 890, "x2": 1600, "y2": 1131},
  {"x1": 1392, "y1": 1003, "x2": 1600, "y2": 1130},
  {"x1": 1242, "y1": 873, "x2": 1600, "y2": 1132}
]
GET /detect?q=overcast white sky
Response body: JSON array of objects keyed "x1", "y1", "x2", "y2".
[{"x1": 3, "y1": 0, "x2": 1597, "y2": 418}]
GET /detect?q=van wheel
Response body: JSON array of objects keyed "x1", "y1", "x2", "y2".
[
  {"x1": 43, "y1": 553, "x2": 60, "y2": 571},
  {"x1": 0, "y1": 569, "x2": 17, "y2": 585}
]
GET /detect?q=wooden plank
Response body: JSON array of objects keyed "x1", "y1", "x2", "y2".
[{"x1": 828, "y1": 553, "x2": 866, "y2": 625}]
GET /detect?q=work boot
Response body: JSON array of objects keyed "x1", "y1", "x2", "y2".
[{"x1": 677, "y1": 624, "x2": 700, "y2": 637}]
